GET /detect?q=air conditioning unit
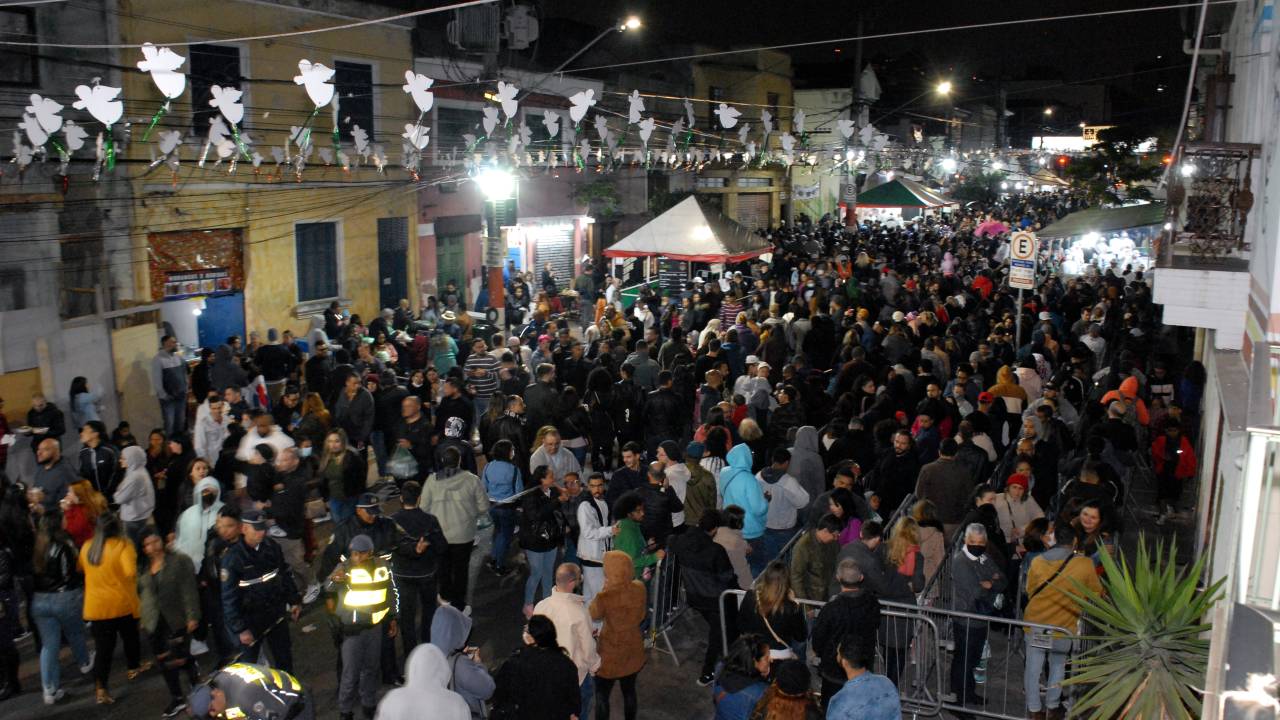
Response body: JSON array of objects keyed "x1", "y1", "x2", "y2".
[{"x1": 447, "y1": 5, "x2": 500, "y2": 54}]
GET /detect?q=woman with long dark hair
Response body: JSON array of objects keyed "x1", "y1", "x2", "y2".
[
  {"x1": 490, "y1": 614, "x2": 580, "y2": 720},
  {"x1": 30, "y1": 511, "x2": 92, "y2": 704},
  {"x1": 69, "y1": 376, "x2": 101, "y2": 429},
  {"x1": 712, "y1": 634, "x2": 772, "y2": 720},
  {"x1": 79, "y1": 512, "x2": 146, "y2": 704},
  {"x1": 519, "y1": 465, "x2": 564, "y2": 617}
]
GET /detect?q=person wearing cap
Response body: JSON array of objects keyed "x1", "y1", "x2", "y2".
[
  {"x1": 187, "y1": 663, "x2": 312, "y2": 720},
  {"x1": 220, "y1": 509, "x2": 301, "y2": 673},
  {"x1": 324, "y1": 533, "x2": 399, "y2": 720}
]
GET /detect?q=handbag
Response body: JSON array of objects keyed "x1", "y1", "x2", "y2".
[
  {"x1": 305, "y1": 498, "x2": 326, "y2": 520},
  {"x1": 1026, "y1": 556, "x2": 1074, "y2": 650}
]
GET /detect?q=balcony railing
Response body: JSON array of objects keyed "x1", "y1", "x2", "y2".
[{"x1": 1161, "y1": 141, "x2": 1260, "y2": 260}]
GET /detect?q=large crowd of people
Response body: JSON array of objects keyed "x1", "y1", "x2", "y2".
[{"x1": 0, "y1": 189, "x2": 1204, "y2": 720}]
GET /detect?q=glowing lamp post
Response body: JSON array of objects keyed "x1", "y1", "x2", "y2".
[{"x1": 477, "y1": 167, "x2": 515, "y2": 323}]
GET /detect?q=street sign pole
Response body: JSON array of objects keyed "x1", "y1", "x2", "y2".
[
  {"x1": 1016, "y1": 288, "x2": 1023, "y2": 349},
  {"x1": 1008, "y1": 230, "x2": 1039, "y2": 351}
]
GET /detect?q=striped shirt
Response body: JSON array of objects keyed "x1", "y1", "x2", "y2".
[{"x1": 465, "y1": 351, "x2": 500, "y2": 398}]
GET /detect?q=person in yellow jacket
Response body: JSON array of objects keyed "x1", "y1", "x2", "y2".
[
  {"x1": 325, "y1": 534, "x2": 399, "y2": 720},
  {"x1": 79, "y1": 512, "x2": 149, "y2": 704},
  {"x1": 1021, "y1": 523, "x2": 1103, "y2": 720}
]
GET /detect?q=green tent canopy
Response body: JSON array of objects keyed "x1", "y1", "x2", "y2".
[
  {"x1": 1039, "y1": 202, "x2": 1166, "y2": 239},
  {"x1": 855, "y1": 177, "x2": 956, "y2": 208}
]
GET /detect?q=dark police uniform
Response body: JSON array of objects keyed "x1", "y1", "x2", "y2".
[
  {"x1": 326, "y1": 554, "x2": 398, "y2": 717},
  {"x1": 221, "y1": 534, "x2": 300, "y2": 672},
  {"x1": 203, "y1": 663, "x2": 312, "y2": 720}
]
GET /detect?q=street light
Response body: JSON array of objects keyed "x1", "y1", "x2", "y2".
[
  {"x1": 936, "y1": 80, "x2": 953, "y2": 95},
  {"x1": 476, "y1": 167, "x2": 516, "y2": 324},
  {"x1": 476, "y1": 167, "x2": 515, "y2": 201},
  {"x1": 1043, "y1": 107, "x2": 1054, "y2": 116},
  {"x1": 941, "y1": 158, "x2": 957, "y2": 173},
  {"x1": 620, "y1": 16, "x2": 641, "y2": 31}
]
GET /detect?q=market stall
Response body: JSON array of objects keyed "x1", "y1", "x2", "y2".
[
  {"x1": 1040, "y1": 201, "x2": 1166, "y2": 275},
  {"x1": 851, "y1": 177, "x2": 958, "y2": 225}
]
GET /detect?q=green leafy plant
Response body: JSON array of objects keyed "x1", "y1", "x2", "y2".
[
  {"x1": 1064, "y1": 125, "x2": 1163, "y2": 206},
  {"x1": 1064, "y1": 538, "x2": 1225, "y2": 719},
  {"x1": 572, "y1": 180, "x2": 622, "y2": 219},
  {"x1": 951, "y1": 171, "x2": 1003, "y2": 205}
]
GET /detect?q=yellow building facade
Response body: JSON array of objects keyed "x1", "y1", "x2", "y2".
[{"x1": 117, "y1": 0, "x2": 419, "y2": 339}]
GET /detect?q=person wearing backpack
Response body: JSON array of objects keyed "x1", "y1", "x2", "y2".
[{"x1": 429, "y1": 603, "x2": 495, "y2": 718}]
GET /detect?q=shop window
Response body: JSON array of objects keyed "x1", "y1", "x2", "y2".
[
  {"x1": 435, "y1": 106, "x2": 485, "y2": 153},
  {"x1": 295, "y1": 222, "x2": 339, "y2": 302},
  {"x1": 0, "y1": 9, "x2": 37, "y2": 86},
  {"x1": 190, "y1": 44, "x2": 242, "y2": 135},
  {"x1": 335, "y1": 61, "x2": 373, "y2": 141},
  {"x1": 696, "y1": 177, "x2": 726, "y2": 189},
  {"x1": 60, "y1": 237, "x2": 102, "y2": 318},
  {"x1": 0, "y1": 269, "x2": 26, "y2": 311}
]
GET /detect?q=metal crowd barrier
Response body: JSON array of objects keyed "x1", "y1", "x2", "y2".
[{"x1": 716, "y1": 589, "x2": 1077, "y2": 719}]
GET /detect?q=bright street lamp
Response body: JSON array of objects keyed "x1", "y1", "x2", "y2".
[
  {"x1": 1043, "y1": 107, "x2": 1054, "y2": 116},
  {"x1": 476, "y1": 167, "x2": 515, "y2": 201},
  {"x1": 620, "y1": 16, "x2": 641, "y2": 31},
  {"x1": 941, "y1": 158, "x2": 958, "y2": 173},
  {"x1": 936, "y1": 80, "x2": 953, "y2": 95}
]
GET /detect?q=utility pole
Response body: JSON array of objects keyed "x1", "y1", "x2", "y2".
[{"x1": 845, "y1": 10, "x2": 864, "y2": 226}]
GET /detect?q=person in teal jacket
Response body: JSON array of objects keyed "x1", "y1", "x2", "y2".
[
  {"x1": 611, "y1": 492, "x2": 663, "y2": 578},
  {"x1": 719, "y1": 444, "x2": 769, "y2": 575}
]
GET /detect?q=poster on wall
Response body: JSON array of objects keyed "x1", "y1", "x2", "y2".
[
  {"x1": 657, "y1": 256, "x2": 689, "y2": 293},
  {"x1": 163, "y1": 268, "x2": 232, "y2": 299}
]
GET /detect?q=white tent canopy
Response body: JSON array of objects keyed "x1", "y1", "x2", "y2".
[{"x1": 603, "y1": 195, "x2": 773, "y2": 263}]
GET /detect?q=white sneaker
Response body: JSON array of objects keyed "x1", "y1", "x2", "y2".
[
  {"x1": 80, "y1": 650, "x2": 96, "y2": 675},
  {"x1": 43, "y1": 689, "x2": 65, "y2": 705},
  {"x1": 189, "y1": 639, "x2": 210, "y2": 656},
  {"x1": 462, "y1": 605, "x2": 472, "y2": 617},
  {"x1": 303, "y1": 583, "x2": 322, "y2": 605},
  {"x1": 313, "y1": 512, "x2": 332, "y2": 524}
]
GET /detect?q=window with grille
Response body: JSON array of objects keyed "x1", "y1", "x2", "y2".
[
  {"x1": 335, "y1": 61, "x2": 374, "y2": 142},
  {"x1": 295, "y1": 223, "x2": 339, "y2": 302},
  {"x1": 190, "y1": 44, "x2": 241, "y2": 135},
  {"x1": 0, "y1": 269, "x2": 26, "y2": 311},
  {"x1": 0, "y1": 9, "x2": 36, "y2": 86},
  {"x1": 435, "y1": 106, "x2": 485, "y2": 152}
]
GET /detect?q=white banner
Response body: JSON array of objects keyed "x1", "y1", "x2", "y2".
[{"x1": 794, "y1": 183, "x2": 820, "y2": 200}]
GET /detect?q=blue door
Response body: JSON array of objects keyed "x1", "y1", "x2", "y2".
[{"x1": 197, "y1": 292, "x2": 246, "y2": 349}]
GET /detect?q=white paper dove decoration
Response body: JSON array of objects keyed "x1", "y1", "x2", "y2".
[
  {"x1": 745, "y1": 141, "x2": 757, "y2": 161},
  {"x1": 781, "y1": 133, "x2": 795, "y2": 155},
  {"x1": 318, "y1": 147, "x2": 334, "y2": 165},
  {"x1": 543, "y1": 111, "x2": 560, "y2": 138},
  {"x1": 403, "y1": 123, "x2": 429, "y2": 150},
  {"x1": 871, "y1": 133, "x2": 889, "y2": 152},
  {"x1": 25, "y1": 94, "x2": 63, "y2": 136},
  {"x1": 208, "y1": 116, "x2": 230, "y2": 144},
  {"x1": 683, "y1": 99, "x2": 695, "y2": 128},
  {"x1": 294, "y1": 60, "x2": 335, "y2": 108},
  {"x1": 495, "y1": 81, "x2": 519, "y2": 120},
  {"x1": 137, "y1": 43, "x2": 186, "y2": 99},
  {"x1": 793, "y1": 109, "x2": 805, "y2": 134},
  {"x1": 72, "y1": 82, "x2": 123, "y2": 126},
  {"x1": 638, "y1": 117, "x2": 655, "y2": 146},
  {"x1": 858, "y1": 124, "x2": 875, "y2": 146},
  {"x1": 568, "y1": 89, "x2": 596, "y2": 123},
  {"x1": 351, "y1": 125, "x2": 370, "y2": 157},
  {"x1": 737, "y1": 123, "x2": 751, "y2": 145},
  {"x1": 216, "y1": 138, "x2": 237, "y2": 160},
  {"x1": 836, "y1": 119, "x2": 855, "y2": 140},
  {"x1": 715, "y1": 103, "x2": 741, "y2": 129},
  {"x1": 12, "y1": 131, "x2": 33, "y2": 170},
  {"x1": 402, "y1": 70, "x2": 434, "y2": 114},
  {"x1": 252, "y1": 151, "x2": 264, "y2": 168},
  {"x1": 761, "y1": 109, "x2": 774, "y2": 136},
  {"x1": 63, "y1": 121, "x2": 87, "y2": 152},
  {"x1": 482, "y1": 107, "x2": 499, "y2": 136},
  {"x1": 158, "y1": 130, "x2": 182, "y2": 156},
  {"x1": 593, "y1": 115, "x2": 609, "y2": 141},
  {"x1": 208, "y1": 85, "x2": 244, "y2": 126},
  {"x1": 462, "y1": 133, "x2": 477, "y2": 149},
  {"x1": 578, "y1": 138, "x2": 592, "y2": 163},
  {"x1": 518, "y1": 122, "x2": 532, "y2": 147},
  {"x1": 270, "y1": 147, "x2": 285, "y2": 165},
  {"x1": 627, "y1": 90, "x2": 645, "y2": 124},
  {"x1": 18, "y1": 114, "x2": 47, "y2": 148}
]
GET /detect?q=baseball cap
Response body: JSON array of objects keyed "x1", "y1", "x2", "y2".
[
  {"x1": 188, "y1": 686, "x2": 213, "y2": 717},
  {"x1": 978, "y1": 391, "x2": 995, "y2": 403},
  {"x1": 356, "y1": 493, "x2": 382, "y2": 515},
  {"x1": 744, "y1": 355, "x2": 760, "y2": 365},
  {"x1": 241, "y1": 509, "x2": 268, "y2": 529},
  {"x1": 349, "y1": 534, "x2": 375, "y2": 553},
  {"x1": 891, "y1": 311, "x2": 905, "y2": 323},
  {"x1": 685, "y1": 441, "x2": 705, "y2": 460}
]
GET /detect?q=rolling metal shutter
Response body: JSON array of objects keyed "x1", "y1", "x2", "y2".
[
  {"x1": 533, "y1": 226, "x2": 574, "y2": 292},
  {"x1": 737, "y1": 193, "x2": 770, "y2": 230}
]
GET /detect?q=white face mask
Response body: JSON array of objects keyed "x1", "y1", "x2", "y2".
[{"x1": 299, "y1": 446, "x2": 313, "y2": 458}]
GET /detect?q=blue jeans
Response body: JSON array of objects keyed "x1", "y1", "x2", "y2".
[
  {"x1": 746, "y1": 536, "x2": 767, "y2": 576},
  {"x1": 762, "y1": 526, "x2": 795, "y2": 565},
  {"x1": 160, "y1": 397, "x2": 187, "y2": 436},
  {"x1": 370, "y1": 430, "x2": 388, "y2": 476},
  {"x1": 489, "y1": 507, "x2": 517, "y2": 569},
  {"x1": 579, "y1": 674, "x2": 594, "y2": 719},
  {"x1": 32, "y1": 589, "x2": 91, "y2": 694},
  {"x1": 523, "y1": 548, "x2": 559, "y2": 606},
  {"x1": 568, "y1": 445, "x2": 588, "y2": 469},
  {"x1": 1024, "y1": 635, "x2": 1072, "y2": 712},
  {"x1": 563, "y1": 536, "x2": 580, "y2": 567},
  {"x1": 330, "y1": 498, "x2": 356, "y2": 525}
]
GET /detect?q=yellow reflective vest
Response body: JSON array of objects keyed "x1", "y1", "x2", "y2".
[{"x1": 337, "y1": 560, "x2": 397, "y2": 629}]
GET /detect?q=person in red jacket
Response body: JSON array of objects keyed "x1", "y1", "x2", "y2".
[{"x1": 1151, "y1": 418, "x2": 1196, "y2": 525}]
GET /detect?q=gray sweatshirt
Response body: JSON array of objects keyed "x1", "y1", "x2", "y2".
[{"x1": 152, "y1": 348, "x2": 188, "y2": 401}]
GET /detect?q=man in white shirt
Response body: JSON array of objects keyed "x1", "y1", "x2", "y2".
[
  {"x1": 532, "y1": 563, "x2": 601, "y2": 716},
  {"x1": 234, "y1": 410, "x2": 295, "y2": 490},
  {"x1": 576, "y1": 473, "x2": 615, "y2": 606},
  {"x1": 194, "y1": 399, "x2": 232, "y2": 464},
  {"x1": 756, "y1": 447, "x2": 811, "y2": 563}
]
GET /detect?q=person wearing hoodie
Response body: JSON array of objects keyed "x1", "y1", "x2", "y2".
[
  {"x1": 209, "y1": 343, "x2": 248, "y2": 395},
  {"x1": 173, "y1": 477, "x2": 223, "y2": 572},
  {"x1": 719, "y1": 444, "x2": 768, "y2": 575},
  {"x1": 418, "y1": 446, "x2": 489, "y2": 611},
  {"x1": 491, "y1": 614, "x2": 581, "y2": 720},
  {"x1": 428, "y1": 604, "x2": 495, "y2": 718},
  {"x1": 114, "y1": 445, "x2": 156, "y2": 545},
  {"x1": 787, "y1": 426, "x2": 826, "y2": 501},
  {"x1": 375, "y1": 643, "x2": 470, "y2": 720},
  {"x1": 590, "y1": 550, "x2": 648, "y2": 720},
  {"x1": 987, "y1": 366, "x2": 1028, "y2": 445},
  {"x1": 392, "y1": 481, "x2": 447, "y2": 663},
  {"x1": 1100, "y1": 375, "x2": 1150, "y2": 427},
  {"x1": 681, "y1": 442, "x2": 718, "y2": 528},
  {"x1": 756, "y1": 448, "x2": 811, "y2": 565}
]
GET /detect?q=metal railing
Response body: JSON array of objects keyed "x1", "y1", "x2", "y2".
[{"x1": 716, "y1": 589, "x2": 1078, "y2": 719}]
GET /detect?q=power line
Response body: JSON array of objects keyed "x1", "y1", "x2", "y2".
[
  {"x1": 568, "y1": 1, "x2": 1244, "y2": 74},
  {"x1": 0, "y1": 0, "x2": 498, "y2": 48}
]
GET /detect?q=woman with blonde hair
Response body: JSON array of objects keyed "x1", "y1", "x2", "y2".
[
  {"x1": 910, "y1": 500, "x2": 947, "y2": 593},
  {"x1": 61, "y1": 479, "x2": 107, "y2": 547},
  {"x1": 887, "y1": 517, "x2": 926, "y2": 594},
  {"x1": 296, "y1": 392, "x2": 331, "y2": 451},
  {"x1": 735, "y1": 561, "x2": 806, "y2": 660},
  {"x1": 318, "y1": 428, "x2": 365, "y2": 523}
]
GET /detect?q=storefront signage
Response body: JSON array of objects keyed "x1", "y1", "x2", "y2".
[{"x1": 163, "y1": 268, "x2": 232, "y2": 299}]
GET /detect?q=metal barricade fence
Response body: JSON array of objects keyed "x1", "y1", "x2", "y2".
[{"x1": 716, "y1": 590, "x2": 1078, "y2": 719}]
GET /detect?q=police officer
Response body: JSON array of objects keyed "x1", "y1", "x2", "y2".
[
  {"x1": 325, "y1": 534, "x2": 399, "y2": 720},
  {"x1": 221, "y1": 510, "x2": 301, "y2": 673},
  {"x1": 187, "y1": 662, "x2": 312, "y2": 720}
]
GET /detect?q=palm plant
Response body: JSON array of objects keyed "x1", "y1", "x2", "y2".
[{"x1": 1063, "y1": 538, "x2": 1224, "y2": 719}]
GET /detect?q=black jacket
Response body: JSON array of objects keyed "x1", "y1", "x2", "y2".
[
  {"x1": 670, "y1": 529, "x2": 735, "y2": 610},
  {"x1": 812, "y1": 589, "x2": 881, "y2": 682},
  {"x1": 392, "y1": 414, "x2": 433, "y2": 478},
  {"x1": 871, "y1": 449, "x2": 921, "y2": 517},
  {"x1": 319, "y1": 515, "x2": 403, "y2": 581},
  {"x1": 643, "y1": 387, "x2": 683, "y2": 447},
  {"x1": 491, "y1": 645, "x2": 581, "y2": 720},
  {"x1": 77, "y1": 443, "x2": 119, "y2": 495},
  {"x1": 389, "y1": 507, "x2": 447, "y2": 579},
  {"x1": 637, "y1": 482, "x2": 683, "y2": 546},
  {"x1": 220, "y1": 537, "x2": 299, "y2": 634},
  {"x1": 518, "y1": 488, "x2": 564, "y2": 553},
  {"x1": 32, "y1": 537, "x2": 83, "y2": 593},
  {"x1": 522, "y1": 381, "x2": 561, "y2": 436},
  {"x1": 268, "y1": 465, "x2": 310, "y2": 539}
]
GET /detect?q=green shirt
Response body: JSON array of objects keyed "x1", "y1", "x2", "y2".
[{"x1": 614, "y1": 517, "x2": 658, "y2": 573}]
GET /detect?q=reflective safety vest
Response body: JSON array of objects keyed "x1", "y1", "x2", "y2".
[
  {"x1": 339, "y1": 561, "x2": 395, "y2": 628},
  {"x1": 212, "y1": 662, "x2": 306, "y2": 720}
]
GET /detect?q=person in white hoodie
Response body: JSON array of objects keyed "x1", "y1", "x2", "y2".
[
  {"x1": 173, "y1": 477, "x2": 223, "y2": 571},
  {"x1": 755, "y1": 447, "x2": 810, "y2": 563},
  {"x1": 374, "y1": 643, "x2": 470, "y2": 720},
  {"x1": 576, "y1": 473, "x2": 615, "y2": 607},
  {"x1": 114, "y1": 445, "x2": 156, "y2": 545},
  {"x1": 193, "y1": 399, "x2": 232, "y2": 464}
]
